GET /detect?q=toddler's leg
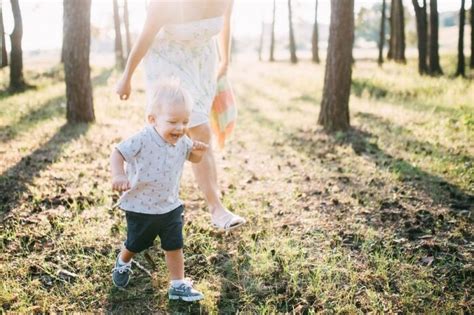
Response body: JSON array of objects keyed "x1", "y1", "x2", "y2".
[
  {"x1": 120, "y1": 248, "x2": 135, "y2": 263},
  {"x1": 112, "y1": 247, "x2": 135, "y2": 289},
  {"x1": 165, "y1": 249, "x2": 184, "y2": 280},
  {"x1": 165, "y1": 249, "x2": 203, "y2": 302}
]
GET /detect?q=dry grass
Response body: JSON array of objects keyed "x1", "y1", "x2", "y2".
[{"x1": 0, "y1": 58, "x2": 472, "y2": 313}]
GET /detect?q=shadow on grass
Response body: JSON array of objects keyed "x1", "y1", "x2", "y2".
[
  {"x1": 290, "y1": 124, "x2": 473, "y2": 212},
  {"x1": 105, "y1": 271, "x2": 160, "y2": 313},
  {"x1": 0, "y1": 95, "x2": 65, "y2": 143},
  {"x1": 0, "y1": 122, "x2": 90, "y2": 213},
  {"x1": 246, "y1": 97, "x2": 473, "y2": 212},
  {"x1": 0, "y1": 67, "x2": 114, "y2": 144},
  {"x1": 353, "y1": 112, "x2": 473, "y2": 207}
]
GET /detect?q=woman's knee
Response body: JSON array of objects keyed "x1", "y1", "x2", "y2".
[{"x1": 188, "y1": 123, "x2": 211, "y2": 143}]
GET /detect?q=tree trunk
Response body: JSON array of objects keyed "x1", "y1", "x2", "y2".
[
  {"x1": 113, "y1": 0, "x2": 124, "y2": 69},
  {"x1": 288, "y1": 0, "x2": 297, "y2": 63},
  {"x1": 63, "y1": 0, "x2": 95, "y2": 123},
  {"x1": 456, "y1": 0, "x2": 466, "y2": 77},
  {"x1": 470, "y1": 0, "x2": 473, "y2": 69},
  {"x1": 387, "y1": 0, "x2": 406, "y2": 63},
  {"x1": 378, "y1": 0, "x2": 387, "y2": 66},
  {"x1": 269, "y1": 0, "x2": 276, "y2": 62},
  {"x1": 318, "y1": 0, "x2": 354, "y2": 132},
  {"x1": 312, "y1": 0, "x2": 320, "y2": 63},
  {"x1": 1, "y1": 5, "x2": 7, "y2": 68},
  {"x1": 428, "y1": 0, "x2": 443, "y2": 75},
  {"x1": 258, "y1": 21, "x2": 264, "y2": 62},
  {"x1": 412, "y1": 0, "x2": 429, "y2": 75},
  {"x1": 123, "y1": 0, "x2": 132, "y2": 57},
  {"x1": 9, "y1": 0, "x2": 26, "y2": 91},
  {"x1": 61, "y1": 0, "x2": 66, "y2": 63}
]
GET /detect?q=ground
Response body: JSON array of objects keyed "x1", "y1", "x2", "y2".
[{"x1": 0, "y1": 57, "x2": 473, "y2": 313}]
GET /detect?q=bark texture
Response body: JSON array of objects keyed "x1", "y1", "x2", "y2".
[
  {"x1": 312, "y1": 0, "x2": 320, "y2": 63},
  {"x1": 456, "y1": 0, "x2": 466, "y2": 77},
  {"x1": 9, "y1": 0, "x2": 26, "y2": 91},
  {"x1": 288, "y1": 0, "x2": 297, "y2": 63},
  {"x1": 113, "y1": 0, "x2": 124, "y2": 69},
  {"x1": 123, "y1": 0, "x2": 132, "y2": 57},
  {"x1": 378, "y1": 0, "x2": 387, "y2": 66},
  {"x1": 1, "y1": 6, "x2": 7, "y2": 68},
  {"x1": 412, "y1": 0, "x2": 429, "y2": 75},
  {"x1": 269, "y1": 0, "x2": 276, "y2": 62},
  {"x1": 387, "y1": 0, "x2": 406, "y2": 63},
  {"x1": 318, "y1": 0, "x2": 354, "y2": 132},
  {"x1": 428, "y1": 0, "x2": 443, "y2": 75},
  {"x1": 63, "y1": 0, "x2": 95, "y2": 123}
]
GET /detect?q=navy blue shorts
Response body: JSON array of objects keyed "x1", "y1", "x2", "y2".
[{"x1": 124, "y1": 205, "x2": 184, "y2": 253}]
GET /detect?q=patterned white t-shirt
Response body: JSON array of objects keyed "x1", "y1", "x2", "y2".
[{"x1": 116, "y1": 125, "x2": 193, "y2": 215}]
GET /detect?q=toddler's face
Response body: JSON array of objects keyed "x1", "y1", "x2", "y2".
[{"x1": 149, "y1": 103, "x2": 190, "y2": 145}]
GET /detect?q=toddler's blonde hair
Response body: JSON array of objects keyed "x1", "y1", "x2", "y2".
[{"x1": 146, "y1": 78, "x2": 193, "y2": 116}]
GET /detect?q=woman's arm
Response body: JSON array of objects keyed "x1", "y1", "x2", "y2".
[
  {"x1": 116, "y1": 1, "x2": 173, "y2": 100},
  {"x1": 217, "y1": 0, "x2": 234, "y2": 79}
]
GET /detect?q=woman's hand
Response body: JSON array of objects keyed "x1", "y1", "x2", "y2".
[
  {"x1": 217, "y1": 62, "x2": 229, "y2": 80},
  {"x1": 192, "y1": 140, "x2": 209, "y2": 154},
  {"x1": 116, "y1": 75, "x2": 132, "y2": 100},
  {"x1": 188, "y1": 140, "x2": 209, "y2": 163},
  {"x1": 112, "y1": 175, "x2": 130, "y2": 192}
]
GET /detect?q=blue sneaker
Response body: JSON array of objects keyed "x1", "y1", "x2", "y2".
[
  {"x1": 168, "y1": 280, "x2": 204, "y2": 302},
  {"x1": 112, "y1": 256, "x2": 133, "y2": 289}
]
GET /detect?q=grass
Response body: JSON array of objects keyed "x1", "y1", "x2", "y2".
[{"x1": 0, "y1": 57, "x2": 473, "y2": 313}]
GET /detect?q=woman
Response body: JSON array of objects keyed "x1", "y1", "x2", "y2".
[{"x1": 116, "y1": 0, "x2": 245, "y2": 231}]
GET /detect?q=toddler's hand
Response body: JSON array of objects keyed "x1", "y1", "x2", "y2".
[
  {"x1": 192, "y1": 140, "x2": 209, "y2": 153},
  {"x1": 112, "y1": 175, "x2": 130, "y2": 192}
]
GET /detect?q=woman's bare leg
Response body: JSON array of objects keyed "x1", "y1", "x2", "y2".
[
  {"x1": 188, "y1": 123, "x2": 245, "y2": 230},
  {"x1": 188, "y1": 123, "x2": 226, "y2": 215}
]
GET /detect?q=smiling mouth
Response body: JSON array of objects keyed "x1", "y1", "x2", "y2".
[{"x1": 171, "y1": 134, "x2": 182, "y2": 140}]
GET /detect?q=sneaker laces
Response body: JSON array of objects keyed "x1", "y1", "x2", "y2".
[
  {"x1": 172, "y1": 278, "x2": 194, "y2": 290},
  {"x1": 112, "y1": 263, "x2": 133, "y2": 274},
  {"x1": 183, "y1": 278, "x2": 194, "y2": 287}
]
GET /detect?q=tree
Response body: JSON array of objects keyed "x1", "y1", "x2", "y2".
[
  {"x1": 387, "y1": 0, "x2": 406, "y2": 63},
  {"x1": 1, "y1": 5, "x2": 7, "y2": 68},
  {"x1": 258, "y1": 20, "x2": 264, "y2": 61},
  {"x1": 9, "y1": 0, "x2": 26, "y2": 91},
  {"x1": 123, "y1": 0, "x2": 132, "y2": 57},
  {"x1": 318, "y1": 0, "x2": 354, "y2": 132},
  {"x1": 288, "y1": 0, "x2": 297, "y2": 63},
  {"x1": 312, "y1": 0, "x2": 320, "y2": 63},
  {"x1": 269, "y1": 0, "x2": 276, "y2": 62},
  {"x1": 113, "y1": 0, "x2": 125, "y2": 69},
  {"x1": 428, "y1": 0, "x2": 443, "y2": 75},
  {"x1": 470, "y1": 0, "x2": 473, "y2": 69},
  {"x1": 61, "y1": 0, "x2": 66, "y2": 63},
  {"x1": 412, "y1": 0, "x2": 429, "y2": 75},
  {"x1": 63, "y1": 0, "x2": 95, "y2": 123},
  {"x1": 455, "y1": 0, "x2": 466, "y2": 77},
  {"x1": 378, "y1": 0, "x2": 387, "y2": 65}
]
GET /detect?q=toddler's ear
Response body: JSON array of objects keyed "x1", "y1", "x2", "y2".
[{"x1": 147, "y1": 114, "x2": 156, "y2": 124}]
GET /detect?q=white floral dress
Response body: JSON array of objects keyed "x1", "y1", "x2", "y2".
[{"x1": 143, "y1": 16, "x2": 224, "y2": 128}]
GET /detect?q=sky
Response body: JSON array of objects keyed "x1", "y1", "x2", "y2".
[{"x1": 1, "y1": 0, "x2": 466, "y2": 52}]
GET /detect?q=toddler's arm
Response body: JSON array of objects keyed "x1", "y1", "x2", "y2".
[
  {"x1": 110, "y1": 149, "x2": 130, "y2": 192},
  {"x1": 188, "y1": 140, "x2": 209, "y2": 163}
]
